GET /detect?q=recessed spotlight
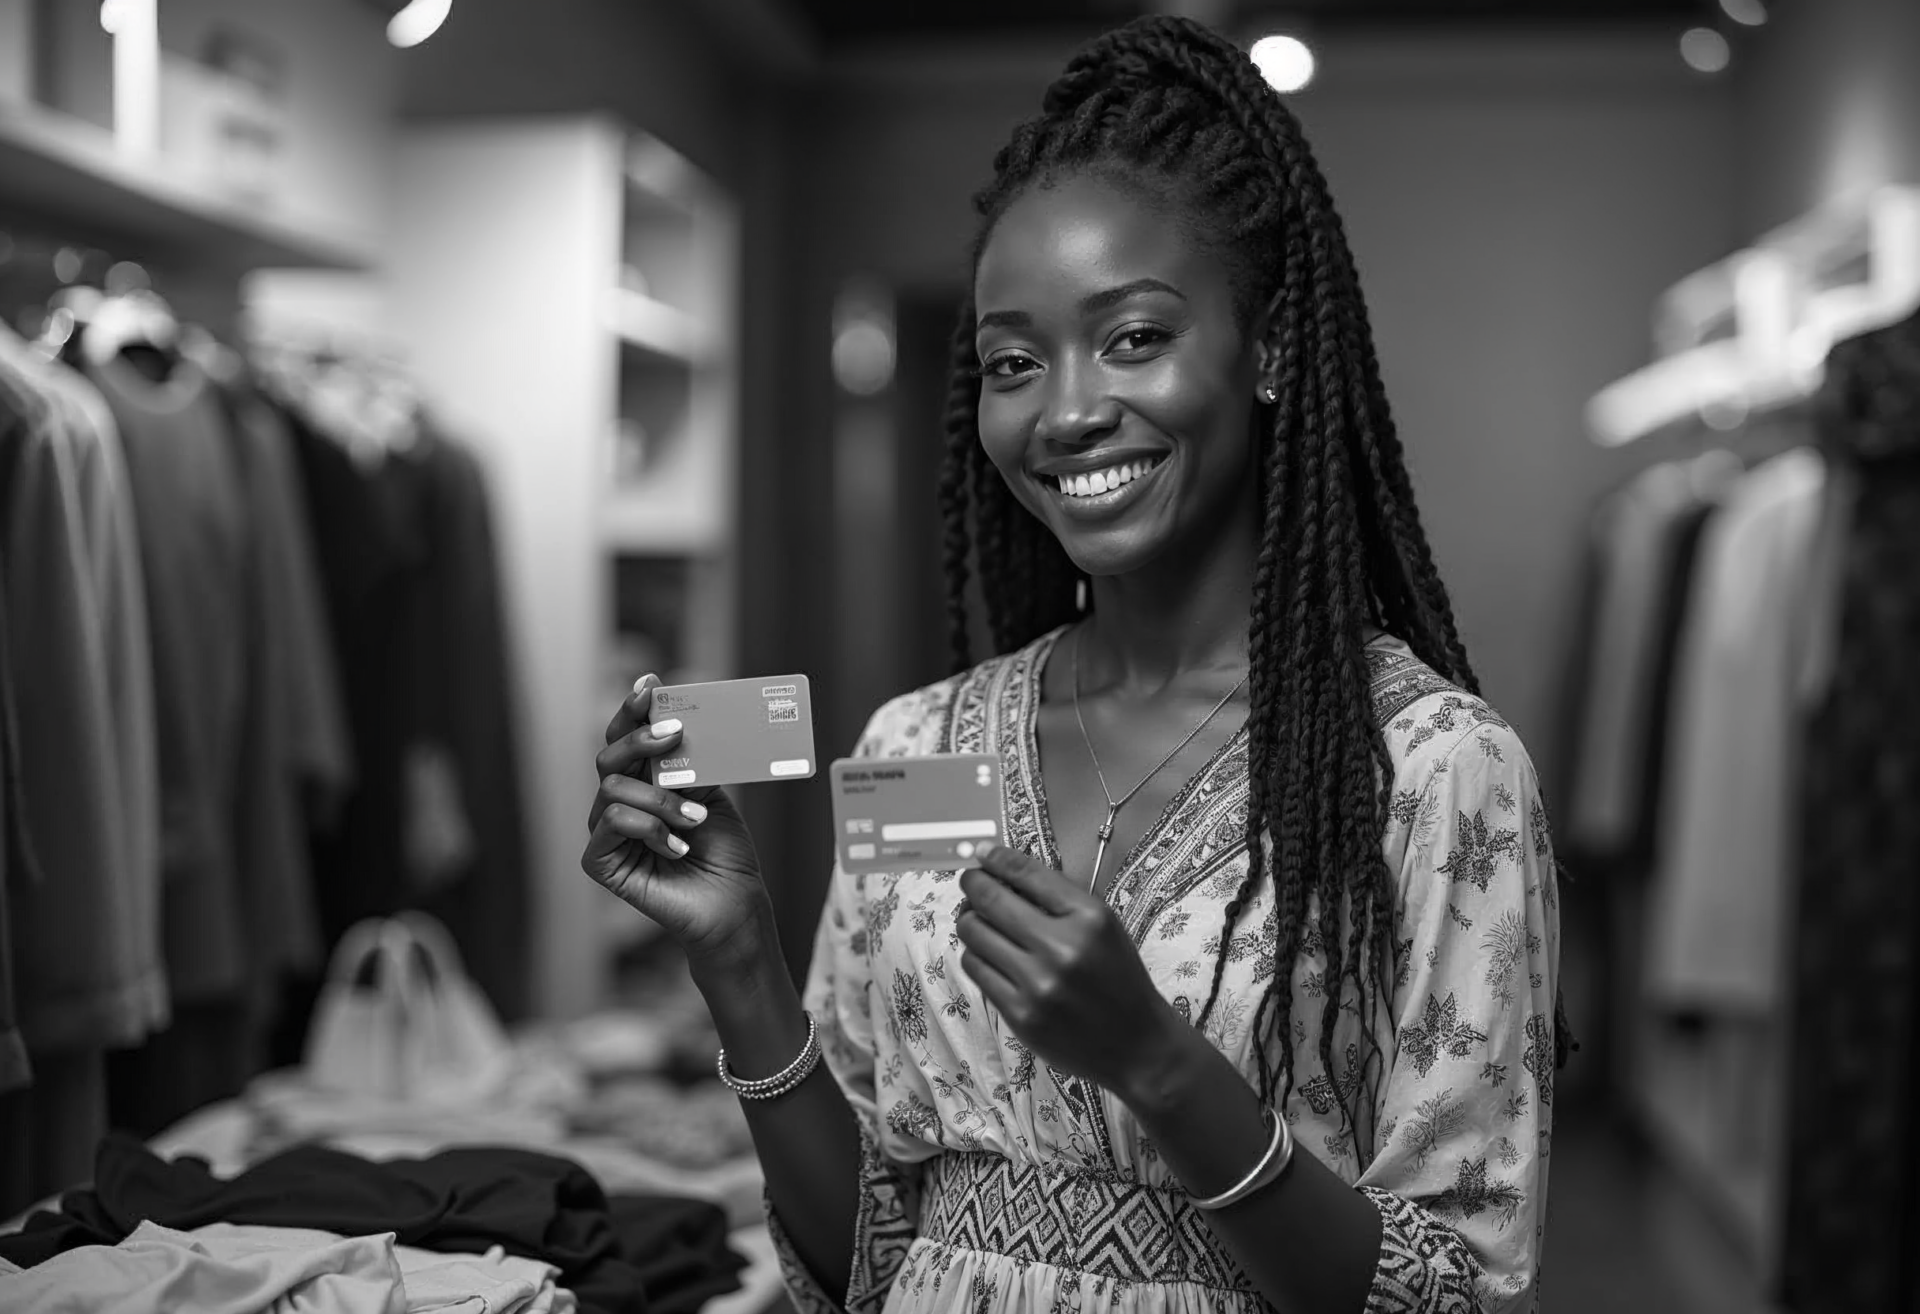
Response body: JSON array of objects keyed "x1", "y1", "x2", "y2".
[
  {"x1": 387, "y1": 0, "x2": 452, "y2": 49},
  {"x1": 1680, "y1": 27, "x2": 1732, "y2": 74},
  {"x1": 1251, "y1": 35, "x2": 1315, "y2": 94}
]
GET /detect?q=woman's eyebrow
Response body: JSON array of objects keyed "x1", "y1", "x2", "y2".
[
  {"x1": 1079, "y1": 278, "x2": 1186, "y2": 315},
  {"x1": 976, "y1": 278, "x2": 1187, "y2": 335}
]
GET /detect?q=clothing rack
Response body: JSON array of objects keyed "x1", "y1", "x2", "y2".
[{"x1": 1586, "y1": 183, "x2": 1920, "y2": 447}]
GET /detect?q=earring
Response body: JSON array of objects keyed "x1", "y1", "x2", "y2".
[
  {"x1": 1075, "y1": 578, "x2": 1089, "y2": 612},
  {"x1": 1263, "y1": 384, "x2": 1278, "y2": 403}
]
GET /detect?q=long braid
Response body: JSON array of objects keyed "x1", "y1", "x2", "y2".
[
  {"x1": 937, "y1": 14, "x2": 1505, "y2": 1142},
  {"x1": 940, "y1": 302, "x2": 983, "y2": 673}
]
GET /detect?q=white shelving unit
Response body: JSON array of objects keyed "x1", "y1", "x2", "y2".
[{"x1": 382, "y1": 116, "x2": 740, "y2": 1020}]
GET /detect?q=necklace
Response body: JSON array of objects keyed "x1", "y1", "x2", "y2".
[{"x1": 1069, "y1": 625, "x2": 1248, "y2": 892}]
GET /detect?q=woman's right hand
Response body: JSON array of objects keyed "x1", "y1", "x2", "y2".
[{"x1": 582, "y1": 674, "x2": 772, "y2": 970}]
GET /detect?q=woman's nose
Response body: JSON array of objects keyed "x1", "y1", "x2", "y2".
[{"x1": 1034, "y1": 360, "x2": 1120, "y2": 446}]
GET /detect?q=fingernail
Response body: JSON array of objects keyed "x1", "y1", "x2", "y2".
[
  {"x1": 633, "y1": 674, "x2": 655, "y2": 696},
  {"x1": 972, "y1": 841, "x2": 997, "y2": 861},
  {"x1": 668, "y1": 835, "x2": 689, "y2": 857},
  {"x1": 653, "y1": 718, "x2": 683, "y2": 736},
  {"x1": 680, "y1": 801, "x2": 707, "y2": 824}
]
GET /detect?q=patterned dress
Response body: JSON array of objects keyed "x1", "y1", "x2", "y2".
[{"x1": 769, "y1": 628, "x2": 1560, "y2": 1313}]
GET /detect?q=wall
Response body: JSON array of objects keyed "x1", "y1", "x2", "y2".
[{"x1": 1737, "y1": 0, "x2": 1920, "y2": 234}]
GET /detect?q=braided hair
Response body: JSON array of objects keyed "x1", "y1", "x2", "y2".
[{"x1": 938, "y1": 14, "x2": 1485, "y2": 1146}]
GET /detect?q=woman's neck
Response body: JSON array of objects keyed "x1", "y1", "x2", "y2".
[{"x1": 1078, "y1": 554, "x2": 1255, "y2": 696}]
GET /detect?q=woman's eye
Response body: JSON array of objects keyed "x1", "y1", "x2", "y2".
[
  {"x1": 977, "y1": 353, "x2": 1038, "y2": 380},
  {"x1": 1108, "y1": 326, "x2": 1170, "y2": 355}
]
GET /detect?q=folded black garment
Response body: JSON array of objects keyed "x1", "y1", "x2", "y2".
[
  {"x1": 0, "y1": 1134, "x2": 733, "y2": 1314},
  {"x1": 609, "y1": 1193, "x2": 748, "y2": 1314}
]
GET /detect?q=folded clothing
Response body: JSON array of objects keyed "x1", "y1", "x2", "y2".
[
  {"x1": 0, "y1": 1219, "x2": 405, "y2": 1314},
  {"x1": 192, "y1": 1224, "x2": 574, "y2": 1314},
  {"x1": 607, "y1": 1195, "x2": 745, "y2": 1314},
  {"x1": 0, "y1": 1134, "x2": 743, "y2": 1314}
]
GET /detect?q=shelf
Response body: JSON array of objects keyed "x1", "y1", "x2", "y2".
[
  {"x1": 0, "y1": 100, "x2": 371, "y2": 271},
  {"x1": 606, "y1": 287, "x2": 708, "y2": 365}
]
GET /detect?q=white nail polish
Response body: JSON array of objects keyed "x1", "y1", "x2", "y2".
[
  {"x1": 681, "y1": 801, "x2": 708, "y2": 823},
  {"x1": 633, "y1": 674, "x2": 654, "y2": 696},
  {"x1": 653, "y1": 718, "x2": 683, "y2": 736},
  {"x1": 668, "y1": 835, "x2": 689, "y2": 857}
]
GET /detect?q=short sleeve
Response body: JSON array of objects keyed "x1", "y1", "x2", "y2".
[
  {"x1": 1357, "y1": 720, "x2": 1562, "y2": 1313},
  {"x1": 767, "y1": 694, "x2": 934, "y2": 1314}
]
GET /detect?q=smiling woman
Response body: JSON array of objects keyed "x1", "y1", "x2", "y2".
[{"x1": 582, "y1": 13, "x2": 1565, "y2": 1314}]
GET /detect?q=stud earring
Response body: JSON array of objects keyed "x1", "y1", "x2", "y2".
[{"x1": 1263, "y1": 384, "x2": 1278, "y2": 403}]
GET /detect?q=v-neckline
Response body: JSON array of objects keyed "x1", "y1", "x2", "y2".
[{"x1": 1016, "y1": 624, "x2": 1252, "y2": 906}]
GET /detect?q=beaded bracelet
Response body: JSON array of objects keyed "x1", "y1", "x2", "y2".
[
  {"x1": 716, "y1": 1011, "x2": 821, "y2": 1101},
  {"x1": 1190, "y1": 1107, "x2": 1293, "y2": 1211}
]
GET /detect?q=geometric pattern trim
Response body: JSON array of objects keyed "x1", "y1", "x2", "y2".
[
  {"x1": 1360, "y1": 1186, "x2": 1487, "y2": 1314},
  {"x1": 920, "y1": 1150, "x2": 1259, "y2": 1293},
  {"x1": 1366, "y1": 647, "x2": 1460, "y2": 727}
]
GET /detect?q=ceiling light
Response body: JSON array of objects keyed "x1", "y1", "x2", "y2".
[
  {"x1": 1679, "y1": 27, "x2": 1731, "y2": 74},
  {"x1": 387, "y1": 0, "x2": 452, "y2": 49},
  {"x1": 1250, "y1": 35, "x2": 1315, "y2": 94},
  {"x1": 1719, "y1": 0, "x2": 1767, "y2": 26}
]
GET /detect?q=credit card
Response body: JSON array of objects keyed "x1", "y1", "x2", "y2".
[
  {"x1": 828, "y1": 754, "x2": 1004, "y2": 874},
  {"x1": 647, "y1": 674, "x2": 816, "y2": 789}
]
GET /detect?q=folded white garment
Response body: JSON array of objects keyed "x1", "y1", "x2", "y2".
[
  {"x1": 190, "y1": 1225, "x2": 573, "y2": 1314},
  {"x1": 0, "y1": 1219, "x2": 405, "y2": 1314}
]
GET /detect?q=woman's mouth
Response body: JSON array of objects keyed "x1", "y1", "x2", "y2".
[{"x1": 1045, "y1": 454, "x2": 1169, "y2": 518}]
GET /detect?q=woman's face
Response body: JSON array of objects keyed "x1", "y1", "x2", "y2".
[{"x1": 972, "y1": 171, "x2": 1268, "y2": 581}]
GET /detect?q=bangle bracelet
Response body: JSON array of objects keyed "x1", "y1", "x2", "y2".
[
  {"x1": 717, "y1": 1012, "x2": 821, "y2": 1101},
  {"x1": 1190, "y1": 1107, "x2": 1293, "y2": 1211}
]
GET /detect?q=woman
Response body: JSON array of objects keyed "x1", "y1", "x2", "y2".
[{"x1": 584, "y1": 15, "x2": 1560, "y2": 1314}]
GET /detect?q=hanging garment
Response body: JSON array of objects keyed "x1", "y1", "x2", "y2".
[
  {"x1": 270, "y1": 400, "x2": 531, "y2": 1057},
  {"x1": 280, "y1": 400, "x2": 427, "y2": 941},
  {"x1": 407, "y1": 427, "x2": 532, "y2": 1023},
  {"x1": 1564, "y1": 452, "x2": 1741, "y2": 874},
  {"x1": 1780, "y1": 311, "x2": 1920, "y2": 1314},
  {"x1": 0, "y1": 333, "x2": 170, "y2": 1213},
  {"x1": 770, "y1": 630, "x2": 1561, "y2": 1314},
  {"x1": 81, "y1": 352, "x2": 254, "y2": 1007},
  {"x1": 209, "y1": 368, "x2": 353, "y2": 989},
  {"x1": 1641, "y1": 444, "x2": 1829, "y2": 1014},
  {"x1": 0, "y1": 544, "x2": 30, "y2": 1098},
  {"x1": 269, "y1": 400, "x2": 428, "y2": 1066},
  {"x1": 0, "y1": 333, "x2": 167, "y2": 1052}
]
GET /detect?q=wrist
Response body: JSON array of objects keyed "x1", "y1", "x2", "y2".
[
  {"x1": 1116, "y1": 1003, "x2": 1214, "y2": 1122},
  {"x1": 687, "y1": 904, "x2": 784, "y2": 990}
]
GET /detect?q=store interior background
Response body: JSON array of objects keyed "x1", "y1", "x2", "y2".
[{"x1": 4, "y1": 0, "x2": 1917, "y2": 1309}]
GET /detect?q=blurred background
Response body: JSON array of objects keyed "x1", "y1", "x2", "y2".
[{"x1": 2, "y1": 0, "x2": 1916, "y2": 1311}]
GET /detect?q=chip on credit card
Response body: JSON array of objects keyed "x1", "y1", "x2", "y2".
[
  {"x1": 647, "y1": 674, "x2": 816, "y2": 789},
  {"x1": 828, "y1": 754, "x2": 1004, "y2": 874}
]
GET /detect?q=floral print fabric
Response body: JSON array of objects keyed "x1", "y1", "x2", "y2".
[{"x1": 768, "y1": 629, "x2": 1559, "y2": 1313}]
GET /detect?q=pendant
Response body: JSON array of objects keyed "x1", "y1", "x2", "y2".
[{"x1": 1096, "y1": 819, "x2": 1115, "y2": 842}]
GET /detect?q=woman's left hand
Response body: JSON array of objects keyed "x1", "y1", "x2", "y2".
[{"x1": 955, "y1": 841, "x2": 1187, "y2": 1099}]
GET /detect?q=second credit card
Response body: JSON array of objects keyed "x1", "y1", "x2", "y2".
[
  {"x1": 648, "y1": 674, "x2": 817, "y2": 789},
  {"x1": 828, "y1": 754, "x2": 1004, "y2": 874}
]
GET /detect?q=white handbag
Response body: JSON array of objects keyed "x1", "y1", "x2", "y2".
[{"x1": 302, "y1": 912, "x2": 515, "y2": 1105}]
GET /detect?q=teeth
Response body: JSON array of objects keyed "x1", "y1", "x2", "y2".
[{"x1": 1056, "y1": 457, "x2": 1161, "y2": 498}]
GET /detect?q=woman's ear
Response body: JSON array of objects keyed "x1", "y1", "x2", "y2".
[{"x1": 1251, "y1": 290, "x2": 1285, "y2": 403}]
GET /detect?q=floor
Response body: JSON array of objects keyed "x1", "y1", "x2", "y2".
[{"x1": 1543, "y1": 1097, "x2": 1776, "y2": 1314}]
